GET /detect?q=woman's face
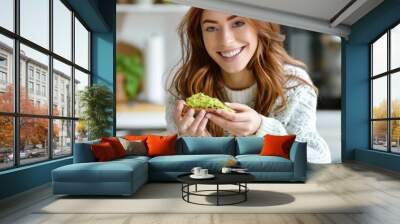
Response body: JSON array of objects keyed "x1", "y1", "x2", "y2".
[{"x1": 201, "y1": 10, "x2": 258, "y2": 74}]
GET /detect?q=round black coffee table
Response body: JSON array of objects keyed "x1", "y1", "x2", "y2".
[{"x1": 177, "y1": 173, "x2": 255, "y2": 206}]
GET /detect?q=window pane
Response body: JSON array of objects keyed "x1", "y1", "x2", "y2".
[
  {"x1": 75, "y1": 17, "x2": 89, "y2": 70},
  {"x1": 0, "y1": 35, "x2": 14, "y2": 112},
  {"x1": 372, "y1": 33, "x2": 387, "y2": 76},
  {"x1": 20, "y1": 0, "x2": 49, "y2": 49},
  {"x1": 0, "y1": 0, "x2": 14, "y2": 31},
  {"x1": 391, "y1": 24, "x2": 400, "y2": 70},
  {"x1": 20, "y1": 44, "x2": 49, "y2": 115},
  {"x1": 391, "y1": 120, "x2": 400, "y2": 153},
  {"x1": 74, "y1": 69, "x2": 89, "y2": 118},
  {"x1": 372, "y1": 77, "x2": 387, "y2": 119},
  {"x1": 53, "y1": 0, "x2": 72, "y2": 60},
  {"x1": 372, "y1": 121, "x2": 388, "y2": 151},
  {"x1": 0, "y1": 116, "x2": 13, "y2": 170},
  {"x1": 53, "y1": 119, "x2": 72, "y2": 158},
  {"x1": 20, "y1": 117, "x2": 49, "y2": 165},
  {"x1": 75, "y1": 120, "x2": 88, "y2": 143},
  {"x1": 391, "y1": 72, "x2": 400, "y2": 118},
  {"x1": 53, "y1": 59, "x2": 72, "y2": 117}
]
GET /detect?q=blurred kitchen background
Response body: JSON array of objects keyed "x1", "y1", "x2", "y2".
[{"x1": 115, "y1": 0, "x2": 341, "y2": 163}]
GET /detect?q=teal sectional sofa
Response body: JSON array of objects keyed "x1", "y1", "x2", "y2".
[{"x1": 52, "y1": 137, "x2": 307, "y2": 196}]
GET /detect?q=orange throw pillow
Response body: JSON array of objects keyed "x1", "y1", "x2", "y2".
[
  {"x1": 91, "y1": 142, "x2": 117, "y2": 162},
  {"x1": 259, "y1": 134, "x2": 296, "y2": 159},
  {"x1": 101, "y1": 137, "x2": 127, "y2": 158},
  {"x1": 146, "y1": 135, "x2": 177, "y2": 157}
]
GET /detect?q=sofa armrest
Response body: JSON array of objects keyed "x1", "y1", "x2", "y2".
[
  {"x1": 289, "y1": 141, "x2": 307, "y2": 181},
  {"x1": 73, "y1": 140, "x2": 100, "y2": 163}
]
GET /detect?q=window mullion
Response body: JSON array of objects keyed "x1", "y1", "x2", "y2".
[
  {"x1": 49, "y1": 0, "x2": 53, "y2": 160},
  {"x1": 71, "y1": 11, "x2": 75, "y2": 155},
  {"x1": 14, "y1": 0, "x2": 20, "y2": 167}
]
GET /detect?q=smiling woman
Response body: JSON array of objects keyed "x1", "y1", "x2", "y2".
[{"x1": 165, "y1": 7, "x2": 331, "y2": 163}]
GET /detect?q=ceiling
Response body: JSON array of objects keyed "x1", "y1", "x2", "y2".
[{"x1": 171, "y1": 0, "x2": 384, "y2": 38}]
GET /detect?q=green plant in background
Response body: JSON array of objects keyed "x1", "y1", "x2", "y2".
[
  {"x1": 117, "y1": 53, "x2": 144, "y2": 100},
  {"x1": 79, "y1": 84, "x2": 113, "y2": 140}
]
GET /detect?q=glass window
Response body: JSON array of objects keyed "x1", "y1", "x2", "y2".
[
  {"x1": 0, "y1": 116, "x2": 14, "y2": 170},
  {"x1": 0, "y1": 0, "x2": 92, "y2": 170},
  {"x1": 391, "y1": 72, "x2": 400, "y2": 118},
  {"x1": 391, "y1": 24, "x2": 400, "y2": 70},
  {"x1": 0, "y1": 35, "x2": 14, "y2": 113},
  {"x1": 372, "y1": 77, "x2": 387, "y2": 119},
  {"x1": 20, "y1": 0, "x2": 49, "y2": 49},
  {"x1": 0, "y1": 0, "x2": 14, "y2": 32},
  {"x1": 19, "y1": 117, "x2": 49, "y2": 165},
  {"x1": 75, "y1": 120, "x2": 88, "y2": 143},
  {"x1": 20, "y1": 44, "x2": 49, "y2": 115},
  {"x1": 53, "y1": 0, "x2": 72, "y2": 60},
  {"x1": 391, "y1": 120, "x2": 400, "y2": 153},
  {"x1": 74, "y1": 17, "x2": 89, "y2": 70},
  {"x1": 53, "y1": 119, "x2": 72, "y2": 158},
  {"x1": 53, "y1": 59, "x2": 71, "y2": 117},
  {"x1": 74, "y1": 69, "x2": 89, "y2": 118},
  {"x1": 372, "y1": 33, "x2": 387, "y2": 76},
  {"x1": 372, "y1": 121, "x2": 388, "y2": 151}
]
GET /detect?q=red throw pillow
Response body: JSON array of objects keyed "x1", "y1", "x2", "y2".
[
  {"x1": 91, "y1": 142, "x2": 117, "y2": 161},
  {"x1": 146, "y1": 135, "x2": 177, "y2": 157},
  {"x1": 124, "y1": 135, "x2": 148, "y2": 141},
  {"x1": 259, "y1": 134, "x2": 296, "y2": 159},
  {"x1": 101, "y1": 137, "x2": 127, "y2": 158}
]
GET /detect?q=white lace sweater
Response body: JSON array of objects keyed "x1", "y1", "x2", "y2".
[{"x1": 165, "y1": 64, "x2": 331, "y2": 164}]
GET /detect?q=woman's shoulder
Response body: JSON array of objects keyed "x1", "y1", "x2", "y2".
[{"x1": 283, "y1": 64, "x2": 314, "y2": 87}]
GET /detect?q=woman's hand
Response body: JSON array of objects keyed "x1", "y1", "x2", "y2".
[
  {"x1": 173, "y1": 100, "x2": 211, "y2": 137},
  {"x1": 207, "y1": 102, "x2": 262, "y2": 136}
]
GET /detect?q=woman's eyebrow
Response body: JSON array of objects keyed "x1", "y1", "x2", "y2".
[{"x1": 202, "y1": 15, "x2": 238, "y2": 24}]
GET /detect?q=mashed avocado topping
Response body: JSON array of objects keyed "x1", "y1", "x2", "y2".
[{"x1": 185, "y1": 92, "x2": 234, "y2": 112}]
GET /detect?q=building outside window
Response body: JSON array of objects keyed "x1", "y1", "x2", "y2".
[
  {"x1": 371, "y1": 23, "x2": 400, "y2": 154},
  {"x1": 0, "y1": 0, "x2": 91, "y2": 171}
]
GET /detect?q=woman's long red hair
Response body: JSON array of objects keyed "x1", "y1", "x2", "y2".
[{"x1": 167, "y1": 7, "x2": 314, "y2": 136}]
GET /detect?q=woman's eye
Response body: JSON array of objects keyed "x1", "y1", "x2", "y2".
[
  {"x1": 233, "y1": 21, "x2": 245, "y2": 27},
  {"x1": 205, "y1": 26, "x2": 217, "y2": 32}
]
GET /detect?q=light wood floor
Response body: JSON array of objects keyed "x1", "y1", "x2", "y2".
[{"x1": 1, "y1": 162, "x2": 400, "y2": 224}]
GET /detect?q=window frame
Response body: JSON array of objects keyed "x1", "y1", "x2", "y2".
[
  {"x1": 0, "y1": 0, "x2": 92, "y2": 171},
  {"x1": 370, "y1": 20, "x2": 400, "y2": 154}
]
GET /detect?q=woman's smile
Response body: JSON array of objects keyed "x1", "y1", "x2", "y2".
[{"x1": 218, "y1": 46, "x2": 246, "y2": 62}]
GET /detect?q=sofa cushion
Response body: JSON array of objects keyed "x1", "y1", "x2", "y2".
[
  {"x1": 236, "y1": 137, "x2": 263, "y2": 155},
  {"x1": 148, "y1": 154, "x2": 235, "y2": 172},
  {"x1": 101, "y1": 137, "x2": 127, "y2": 158},
  {"x1": 179, "y1": 137, "x2": 235, "y2": 155},
  {"x1": 147, "y1": 135, "x2": 177, "y2": 157},
  {"x1": 91, "y1": 142, "x2": 118, "y2": 162},
  {"x1": 52, "y1": 158, "x2": 147, "y2": 183},
  {"x1": 236, "y1": 155, "x2": 293, "y2": 172},
  {"x1": 260, "y1": 134, "x2": 296, "y2": 159}
]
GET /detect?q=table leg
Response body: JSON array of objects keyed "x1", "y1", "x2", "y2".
[
  {"x1": 217, "y1": 184, "x2": 219, "y2": 206},
  {"x1": 195, "y1": 184, "x2": 197, "y2": 192}
]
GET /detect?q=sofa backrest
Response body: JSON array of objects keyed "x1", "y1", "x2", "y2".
[
  {"x1": 177, "y1": 137, "x2": 236, "y2": 155},
  {"x1": 73, "y1": 139, "x2": 100, "y2": 163},
  {"x1": 235, "y1": 136, "x2": 263, "y2": 155}
]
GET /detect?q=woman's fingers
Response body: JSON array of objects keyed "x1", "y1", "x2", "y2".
[
  {"x1": 224, "y1": 102, "x2": 250, "y2": 112},
  {"x1": 174, "y1": 100, "x2": 186, "y2": 122},
  {"x1": 196, "y1": 115, "x2": 209, "y2": 134},
  {"x1": 208, "y1": 113, "x2": 251, "y2": 135},
  {"x1": 213, "y1": 109, "x2": 248, "y2": 122},
  {"x1": 180, "y1": 108, "x2": 195, "y2": 131},
  {"x1": 187, "y1": 110, "x2": 206, "y2": 133}
]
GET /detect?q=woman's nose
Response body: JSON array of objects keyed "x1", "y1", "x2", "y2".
[{"x1": 219, "y1": 28, "x2": 235, "y2": 46}]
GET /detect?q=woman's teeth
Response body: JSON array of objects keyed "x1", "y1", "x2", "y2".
[{"x1": 219, "y1": 47, "x2": 243, "y2": 58}]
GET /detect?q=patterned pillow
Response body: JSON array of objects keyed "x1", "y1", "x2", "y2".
[{"x1": 118, "y1": 138, "x2": 147, "y2": 156}]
